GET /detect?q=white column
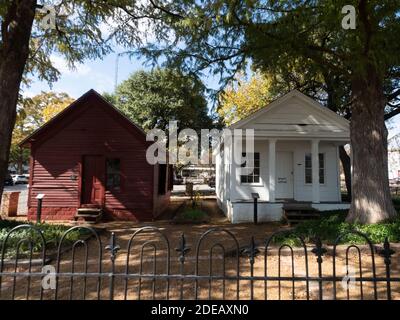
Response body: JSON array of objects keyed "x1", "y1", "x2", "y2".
[
  {"x1": 268, "y1": 139, "x2": 276, "y2": 203},
  {"x1": 311, "y1": 139, "x2": 320, "y2": 203}
]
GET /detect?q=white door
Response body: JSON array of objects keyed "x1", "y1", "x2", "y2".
[{"x1": 276, "y1": 151, "x2": 294, "y2": 199}]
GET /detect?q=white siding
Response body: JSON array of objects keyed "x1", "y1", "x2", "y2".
[
  {"x1": 227, "y1": 140, "x2": 341, "y2": 203},
  {"x1": 230, "y1": 140, "x2": 270, "y2": 201},
  {"x1": 215, "y1": 91, "x2": 350, "y2": 222}
]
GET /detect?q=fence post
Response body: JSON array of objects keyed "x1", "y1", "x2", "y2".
[
  {"x1": 378, "y1": 237, "x2": 395, "y2": 300},
  {"x1": 311, "y1": 237, "x2": 327, "y2": 300},
  {"x1": 35, "y1": 194, "x2": 45, "y2": 223},
  {"x1": 105, "y1": 232, "x2": 120, "y2": 300},
  {"x1": 251, "y1": 193, "x2": 259, "y2": 225},
  {"x1": 176, "y1": 233, "x2": 190, "y2": 300},
  {"x1": 244, "y1": 236, "x2": 259, "y2": 300}
]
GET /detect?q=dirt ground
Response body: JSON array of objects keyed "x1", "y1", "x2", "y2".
[{"x1": 1, "y1": 198, "x2": 399, "y2": 300}]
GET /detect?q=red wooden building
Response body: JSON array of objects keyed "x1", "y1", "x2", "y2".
[{"x1": 20, "y1": 90, "x2": 172, "y2": 222}]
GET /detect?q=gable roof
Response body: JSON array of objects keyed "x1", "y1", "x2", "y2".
[
  {"x1": 20, "y1": 89, "x2": 147, "y2": 148},
  {"x1": 229, "y1": 89, "x2": 349, "y2": 139}
]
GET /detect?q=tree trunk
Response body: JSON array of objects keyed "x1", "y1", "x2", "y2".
[
  {"x1": 346, "y1": 65, "x2": 397, "y2": 223},
  {"x1": 0, "y1": 0, "x2": 37, "y2": 204},
  {"x1": 339, "y1": 145, "x2": 351, "y2": 199}
]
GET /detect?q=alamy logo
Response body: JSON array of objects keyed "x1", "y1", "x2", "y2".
[
  {"x1": 145, "y1": 121, "x2": 256, "y2": 175},
  {"x1": 41, "y1": 265, "x2": 56, "y2": 290},
  {"x1": 340, "y1": 265, "x2": 356, "y2": 291},
  {"x1": 341, "y1": 5, "x2": 356, "y2": 30},
  {"x1": 38, "y1": 5, "x2": 57, "y2": 30},
  {"x1": 37, "y1": 1, "x2": 69, "y2": 31}
]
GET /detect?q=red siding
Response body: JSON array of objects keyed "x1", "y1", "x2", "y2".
[{"x1": 27, "y1": 93, "x2": 165, "y2": 221}]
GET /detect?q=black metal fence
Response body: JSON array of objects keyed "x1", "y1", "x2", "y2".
[{"x1": 0, "y1": 225, "x2": 399, "y2": 300}]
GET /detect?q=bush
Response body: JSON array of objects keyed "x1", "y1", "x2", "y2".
[
  {"x1": 275, "y1": 210, "x2": 400, "y2": 246},
  {"x1": 181, "y1": 208, "x2": 208, "y2": 221},
  {"x1": 393, "y1": 196, "x2": 400, "y2": 211},
  {"x1": 0, "y1": 220, "x2": 88, "y2": 257}
]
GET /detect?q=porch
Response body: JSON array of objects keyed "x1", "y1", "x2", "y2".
[
  {"x1": 224, "y1": 199, "x2": 351, "y2": 224},
  {"x1": 224, "y1": 138, "x2": 351, "y2": 223}
]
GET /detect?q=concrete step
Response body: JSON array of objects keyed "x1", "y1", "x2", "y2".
[
  {"x1": 284, "y1": 208, "x2": 320, "y2": 226},
  {"x1": 74, "y1": 208, "x2": 102, "y2": 223}
]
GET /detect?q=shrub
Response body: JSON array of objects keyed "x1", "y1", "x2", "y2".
[
  {"x1": 275, "y1": 210, "x2": 400, "y2": 246},
  {"x1": 0, "y1": 220, "x2": 89, "y2": 257},
  {"x1": 181, "y1": 208, "x2": 208, "y2": 221}
]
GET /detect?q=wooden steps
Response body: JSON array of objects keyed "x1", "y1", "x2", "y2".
[
  {"x1": 73, "y1": 207, "x2": 103, "y2": 224},
  {"x1": 283, "y1": 203, "x2": 320, "y2": 225}
]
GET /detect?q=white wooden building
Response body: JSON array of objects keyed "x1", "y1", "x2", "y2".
[
  {"x1": 215, "y1": 90, "x2": 351, "y2": 223},
  {"x1": 388, "y1": 134, "x2": 400, "y2": 181}
]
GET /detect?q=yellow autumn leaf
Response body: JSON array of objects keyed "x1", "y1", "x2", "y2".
[{"x1": 218, "y1": 72, "x2": 275, "y2": 126}]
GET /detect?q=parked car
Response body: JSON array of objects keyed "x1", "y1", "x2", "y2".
[
  {"x1": 13, "y1": 175, "x2": 28, "y2": 184},
  {"x1": 4, "y1": 173, "x2": 14, "y2": 186}
]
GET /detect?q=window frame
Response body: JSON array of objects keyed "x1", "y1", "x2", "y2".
[
  {"x1": 304, "y1": 153, "x2": 325, "y2": 185},
  {"x1": 240, "y1": 152, "x2": 262, "y2": 185},
  {"x1": 106, "y1": 158, "x2": 121, "y2": 191}
]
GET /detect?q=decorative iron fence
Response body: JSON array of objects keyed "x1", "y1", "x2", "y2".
[{"x1": 0, "y1": 225, "x2": 398, "y2": 300}]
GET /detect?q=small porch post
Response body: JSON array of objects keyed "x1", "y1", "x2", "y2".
[
  {"x1": 311, "y1": 139, "x2": 320, "y2": 203},
  {"x1": 268, "y1": 139, "x2": 276, "y2": 202}
]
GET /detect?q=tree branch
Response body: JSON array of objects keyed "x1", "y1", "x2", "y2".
[
  {"x1": 387, "y1": 88, "x2": 400, "y2": 101},
  {"x1": 385, "y1": 107, "x2": 400, "y2": 120}
]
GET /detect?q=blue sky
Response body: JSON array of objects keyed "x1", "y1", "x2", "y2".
[
  {"x1": 22, "y1": 52, "x2": 400, "y2": 138},
  {"x1": 23, "y1": 53, "x2": 222, "y2": 100},
  {"x1": 24, "y1": 54, "x2": 160, "y2": 98}
]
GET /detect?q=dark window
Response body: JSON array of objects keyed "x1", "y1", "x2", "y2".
[
  {"x1": 158, "y1": 164, "x2": 167, "y2": 195},
  {"x1": 106, "y1": 159, "x2": 121, "y2": 190},
  {"x1": 240, "y1": 152, "x2": 260, "y2": 184},
  {"x1": 305, "y1": 153, "x2": 325, "y2": 184},
  {"x1": 168, "y1": 165, "x2": 174, "y2": 191},
  {"x1": 319, "y1": 153, "x2": 325, "y2": 184}
]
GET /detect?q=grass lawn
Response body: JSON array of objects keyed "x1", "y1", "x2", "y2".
[
  {"x1": 0, "y1": 220, "x2": 89, "y2": 257},
  {"x1": 276, "y1": 197, "x2": 400, "y2": 246}
]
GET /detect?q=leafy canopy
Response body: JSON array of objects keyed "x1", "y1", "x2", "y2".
[
  {"x1": 107, "y1": 68, "x2": 213, "y2": 132},
  {"x1": 114, "y1": 1, "x2": 400, "y2": 95},
  {"x1": 9, "y1": 92, "x2": 74, "y2": 171},
  {"x1": 218, "y1": 72, "x2": 275, "y2": 125}
]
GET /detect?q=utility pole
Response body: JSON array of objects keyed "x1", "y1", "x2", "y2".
[
  {"x1": 114, "y1": 52, "x2": 128, "y2": 91},
  {"x1": 114, "y1": 53, "x2": 120, "y2": 91}
]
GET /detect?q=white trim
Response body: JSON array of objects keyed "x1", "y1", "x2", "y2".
[
  {"x1": 311, "y1": 139, "x2": 320, "y2": 203},
  {"x1": 269, "y1": 139, "x2": 276, "y2": 202},
  {"x1": 336, "y1": 146, "x2": 342, "y2": 202}
]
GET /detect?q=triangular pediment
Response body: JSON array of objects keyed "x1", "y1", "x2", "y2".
[{"x1": 230, "y1": 90, "x2": 349, "y2": 139}]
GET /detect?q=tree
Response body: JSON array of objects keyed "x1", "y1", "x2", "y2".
[
  {"x1": 120, "y1": 0, "x2": 400, "y2": 223},
  {"x1": 9, "y1": 92, "x2": 74, "y2": 174},
  {"x1": 40, "y1": 92, "x2": 74, "y2": 122},
  {"x1": 0, "y1": 0, "x2": 219, "y2": 203},
  {"x1": 108, "y1": 68, "x2": 213, "y2": 132},
  {"x1": 0, "y1": 0, "x2": 118, "y2": 202},
  {"x1": 218, "y1": 72, "x2": 275, "y2": 125}
]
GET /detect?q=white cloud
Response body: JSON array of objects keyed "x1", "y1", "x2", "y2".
[
  {"x1": 91, "y1": 73, "x2": 114, "y2": 94},
  {"x1": 51, "y1": 55, "x2": 91, "y2": 76}
]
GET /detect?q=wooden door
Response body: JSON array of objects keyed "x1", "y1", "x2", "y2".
[
  {"x1": 81, "y1": 155, "x2": 105, "y2": 206},
  {"x1": 276, "y1": 151, "x2": 294, "y2": 199}
]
